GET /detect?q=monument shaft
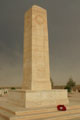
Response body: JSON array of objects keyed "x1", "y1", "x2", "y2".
[{"x1": 23, "y1": 5, "x2": 51, "y2": 90}]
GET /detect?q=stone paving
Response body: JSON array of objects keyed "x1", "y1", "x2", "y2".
[
  {"x1": 68, "y1": 92, "x2": 80, "y2": 120},
  {"x1": 0, "y1": 92, "x2": 80, "y2": 120}
]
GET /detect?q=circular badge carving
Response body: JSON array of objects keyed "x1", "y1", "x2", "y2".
[{"x1": 35, "y1": 15, "x2": 44, "y2": 25}]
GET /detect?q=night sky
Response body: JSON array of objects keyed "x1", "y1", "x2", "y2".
[{"x1": 0, "y1": 0, "x2": 80, "y2": 87}]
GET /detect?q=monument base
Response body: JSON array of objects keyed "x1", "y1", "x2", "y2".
[{"x1": 8, "y1": 89, "x2": 69, "y2": 108}]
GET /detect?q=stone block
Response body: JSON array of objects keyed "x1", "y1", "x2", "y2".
[{"x1": 8, "y1": 89, "x2": 69, "y2": 108}]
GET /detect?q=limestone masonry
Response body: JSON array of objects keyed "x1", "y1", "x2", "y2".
[
  {"x1": 23, "y1": 5, "x2": 51, "y2": 90},
  {"x1": 8, "y1": 5, "x2": 69, "y2": 108}
]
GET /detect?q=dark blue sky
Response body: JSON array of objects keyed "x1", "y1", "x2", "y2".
[{"x1": 0, "y1": 0, "x2": 80, "y2": 87}]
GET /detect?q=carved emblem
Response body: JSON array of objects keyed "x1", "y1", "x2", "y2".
[{"x1": 35, "y1": 15, "x2": 44, "y2": 25}]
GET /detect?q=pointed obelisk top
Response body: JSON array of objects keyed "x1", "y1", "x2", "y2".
[
  {"x1": 24, "y1": 5, "x2": 46, "y2": 16},
  {"x1": 32, "y1": 5, "x2": 46, "y2": 10}
]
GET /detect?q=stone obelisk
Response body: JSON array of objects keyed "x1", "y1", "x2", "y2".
[
  {"x1": 8, "y1": 5, "x2": 69, "y2": 108},
  {"x1": 23, "y1": 5, "x2": 51, "y2": 90}
]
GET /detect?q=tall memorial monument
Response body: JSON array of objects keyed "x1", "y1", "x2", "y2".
[
  {"x1": 8, "y1": 5, "x2": 69, "y2": 108},
  {"x1": 23, "y1": 5, "x2": 51, "y2": 90}
]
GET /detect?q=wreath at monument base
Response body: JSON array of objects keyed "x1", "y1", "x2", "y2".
[{"x1": 57, "y1": 105, "x2": 67, "y2": 111}]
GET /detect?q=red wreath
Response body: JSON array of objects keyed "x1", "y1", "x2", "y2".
[{"x1": 57, "y1": 105, "x2": 66, "y2": 111}]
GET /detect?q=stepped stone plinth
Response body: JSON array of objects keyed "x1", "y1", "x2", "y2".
[
  {"x1": 8, "y1": 89, "x2": 68, "y2": 108},
  {"x1": 8, "y1": 5, "x2": 69, "y2": 108}
]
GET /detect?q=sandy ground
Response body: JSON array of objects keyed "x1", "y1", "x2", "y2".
[
  {"x1": 69, "y1": 92, "x2": 80, "y2": 105},
  {"x1": 68, "y1": 92, "x2": 80, "y2": 120}
]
